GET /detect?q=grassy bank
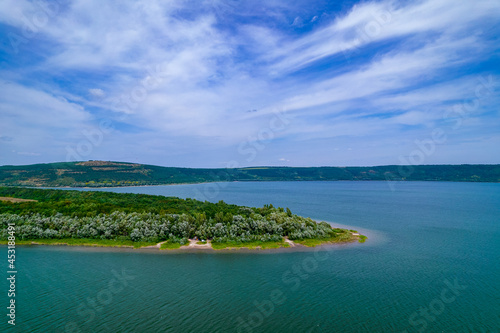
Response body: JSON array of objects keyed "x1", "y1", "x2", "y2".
[
  {"x1": 159, "y1": 241, "x2": 182, "y2": 250},
  {"x1": 0, "y1": 238, "x2": 157, "y2": 248},
  {"x1": 293, "y1": 232, "x2": 360, "y2": 247},
  {"x1": 1, "y1": 233, "x2": 367, "y2": 250}
]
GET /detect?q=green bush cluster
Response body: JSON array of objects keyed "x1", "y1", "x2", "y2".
[
  {"x1": 0, "y1": 187, "x2": 347, "y2": 245},
  {"x1": 0, "y1": 209, "x2": 338, "y2": 244}
]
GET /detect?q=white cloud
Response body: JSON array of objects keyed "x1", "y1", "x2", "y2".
[
  {"x1": 88, "y1": 88, "x2": 105, "y2": 98},
  {"x1": 0, "y1": 81, "x2": 91, "y2": 127},
  {"x1": 0, "y1": 81, "x2": 93, "y2": 163},
  {"x1": 292, "y1": 16, "x2": 304, "y2": 27},
  {"x1": 17, "y1": 151, "x2": 41, "y2": 156},
  {"x1": 260, "y1": 35, "x2": 479, "y2": 116},
  {"x1": 391, "y1": 111, "x2": 433, "y2": 126}
]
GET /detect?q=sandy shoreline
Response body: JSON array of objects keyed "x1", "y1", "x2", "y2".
[
  {"x1": 1, "y1": 226, "x2": 378, "y2": 254},
  {"x1": 1, "y1": 240, "x2": 361, "y2": 255},
  {"x1": 10, "y1": 237, "x2": 303, "y2": 252}
]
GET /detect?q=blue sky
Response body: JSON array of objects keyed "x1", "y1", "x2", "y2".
[{"x1": 0, "y1": 0, "x2": 499, "y2": 167}]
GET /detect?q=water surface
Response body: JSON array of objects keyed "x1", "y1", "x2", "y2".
[{"x1": 4, "y1": 181, "x2": 499, "y2": 332}]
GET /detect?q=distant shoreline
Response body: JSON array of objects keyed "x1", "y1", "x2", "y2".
[{"x1": 13, "y1": 179, "x2": 500, "y2": 191}]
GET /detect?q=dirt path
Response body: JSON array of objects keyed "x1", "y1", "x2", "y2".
[
  {"x1": 284, "y1": 237, "x2": 296, "y2": 247},
  {"x1": 185, "y1": 239, "x2": 212, "y2": 249},
  {"x1": 154, "y1": 239, "x2": 213, "y2": 249}
]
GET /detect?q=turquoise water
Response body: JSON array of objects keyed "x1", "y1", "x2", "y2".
[{"x1": 3, "y1": 181, "x2": 500, "y2": 332}]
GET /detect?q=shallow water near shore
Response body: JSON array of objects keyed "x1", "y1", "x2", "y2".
[{"x1": 3, "y1": 181, "x2": 500, "y2": 332}]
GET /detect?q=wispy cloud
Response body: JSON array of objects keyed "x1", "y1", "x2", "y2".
[{"x1": 265, "y1": 0, "x2": 499, "y2": 74}]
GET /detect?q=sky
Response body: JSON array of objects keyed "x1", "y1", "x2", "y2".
[{"x1": 0, "y1": 0, "x2": 499, "y2": 168}]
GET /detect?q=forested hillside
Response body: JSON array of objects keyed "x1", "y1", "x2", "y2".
[{"x1": 0, "y1": 161, "x2": 498, "y2": 187}]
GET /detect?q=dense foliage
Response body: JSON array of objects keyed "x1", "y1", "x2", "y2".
[
  {"x1": 0, "y1": 187, "x2": 351, "y2": 245},
  {"x1": 0, "y1": 161, "x2": 498, "y2": 187}
]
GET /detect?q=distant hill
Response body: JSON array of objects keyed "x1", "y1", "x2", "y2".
[{"x1": 0, "y1": 161, "x2": 499, "y2": 187}]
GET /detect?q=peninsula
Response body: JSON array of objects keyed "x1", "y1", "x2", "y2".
[{"x1": 0, "y1": 187, "x2": 365, "y2": 250}]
